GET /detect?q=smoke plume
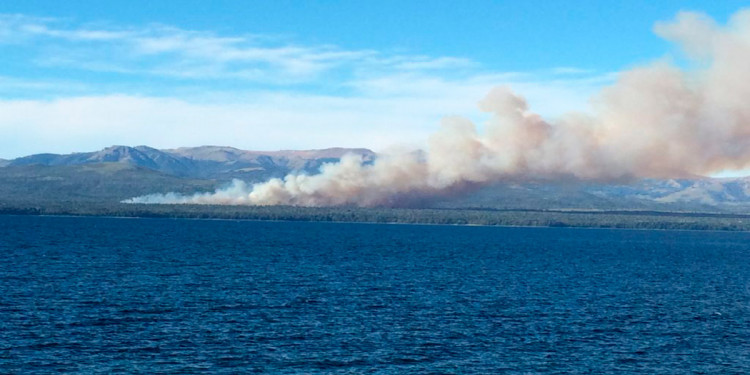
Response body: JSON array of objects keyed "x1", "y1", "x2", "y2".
[{"x1": 128, "y1": 10, "x2": 750, "y2": 207}]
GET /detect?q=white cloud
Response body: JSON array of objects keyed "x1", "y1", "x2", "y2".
[{"x1": 0, "y1": 70, "x2": 608, "y2": 159}]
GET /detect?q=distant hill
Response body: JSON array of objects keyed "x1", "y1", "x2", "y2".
[
  {"x1": 2, "y1": 145, "x2": 750, "y2": 212},
  {"x1": 7, "y1": 145, "x2": 376, "y2": 181}
]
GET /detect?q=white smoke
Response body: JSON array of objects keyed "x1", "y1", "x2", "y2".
[{"x1": 127, "y1": 9, "x2": 750, "y2": 207}]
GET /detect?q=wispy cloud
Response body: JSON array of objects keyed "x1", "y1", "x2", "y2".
[{"x1": 0, "y1": 13, "x2": 485, "y2": 84}]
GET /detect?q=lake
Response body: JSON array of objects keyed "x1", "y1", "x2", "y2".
[{"x1": 1, "y1": 215, "x2": 748, "y2": 373}]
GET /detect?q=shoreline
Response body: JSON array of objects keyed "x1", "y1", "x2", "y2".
[
  {"x1": 3, "y1": 204, "x2": 750, "y2": 233},
  {"x1": 20, "y1": 214, "x2": 750, "y2": 234}
]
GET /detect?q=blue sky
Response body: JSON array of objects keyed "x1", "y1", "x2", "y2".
[{"x1": 0, "y1": 1, "x2": 746, "y2": 158}]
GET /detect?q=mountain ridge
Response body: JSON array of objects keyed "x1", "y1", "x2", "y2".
[
  {"x1": 2, "y1": 145, "x2": 750, "y2": 211},
  {"x1": 6, "y1": 145, "x2": 376, "y2": 180}
]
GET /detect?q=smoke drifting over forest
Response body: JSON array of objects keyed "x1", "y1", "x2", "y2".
[{"x1": 128, "y1": 10, "x2": 750, "y2": 207}]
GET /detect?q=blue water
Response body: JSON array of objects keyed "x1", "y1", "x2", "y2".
[{"x1": 1, "y1": 216, "x2": 749, "y2": 373}]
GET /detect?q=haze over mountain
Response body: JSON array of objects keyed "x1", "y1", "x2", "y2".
[{"x1": 2, "y1": 145, "x2": 750, "y2": 212}]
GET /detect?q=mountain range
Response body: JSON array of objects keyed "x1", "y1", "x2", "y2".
[
  {"x1": 1, "y1": 145, "x2": 749, "y2": 212},
  {"x1": 7, "y1": 145, "x2": 376, "y2": 180}
]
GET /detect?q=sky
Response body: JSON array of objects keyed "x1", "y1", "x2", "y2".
[{"x1": 0, "y1": 0, "x2": 747, "y2": 159}]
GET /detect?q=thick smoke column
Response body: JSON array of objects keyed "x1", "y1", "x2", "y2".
[{"x1": 128, "y1": 10, "x2": 750, "y2": 207}]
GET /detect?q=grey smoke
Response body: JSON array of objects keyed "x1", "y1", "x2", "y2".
[{"x1": 127, "y1": 9, "x2": 750, "y2": 207}]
